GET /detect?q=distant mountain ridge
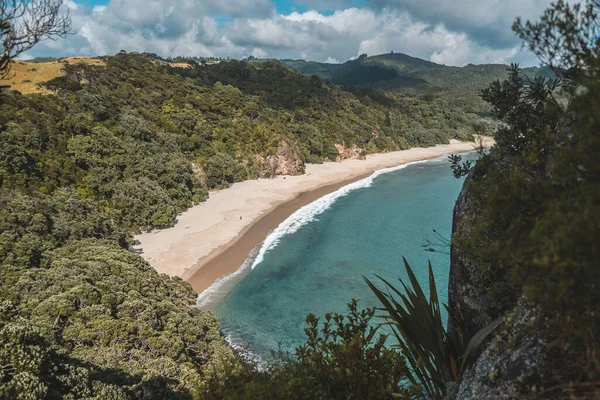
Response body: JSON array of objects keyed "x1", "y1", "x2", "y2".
[
  {"x1": 256, "y1": 53, "x2": 552, "y2": 114},
  {"x1": 277, "y1": 52, "x2": 550, "y2": 89}
]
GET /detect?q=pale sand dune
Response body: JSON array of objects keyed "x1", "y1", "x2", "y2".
[{"x1": 135, "y1": 137, "x2": 494, "y2": 293}]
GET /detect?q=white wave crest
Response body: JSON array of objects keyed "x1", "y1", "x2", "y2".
[
  {"x1": 222, "y1": 330, "x2": 266, "y2": 366},
  {"x1": 250, "y1": 157, "x2": 438, "y2": 270},
  {"x1": 196, "y1": 155, "x2": 449, "y2": 309},
  {"x1": 196, "y1": 245, "x2": 259, "y2": 309}
]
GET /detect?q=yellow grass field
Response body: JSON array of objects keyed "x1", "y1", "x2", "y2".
[
  {"x1": 168, "y1": 62, "x2": 192, "y2": 68},
  {"x1": 165, "y1": 61, "x2": 222, "y2": 68},
  {"x1": 0, "y1": 57, "x2": 105, "y2": 95}
]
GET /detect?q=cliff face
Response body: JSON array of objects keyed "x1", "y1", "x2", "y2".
[
  {"x1": 334, "y1": 144, "x2": 366, "y2": 162},
  {"x1": 448, "y1": 164, "x2": 554, "y2": 399},
  {"x1": 256, "y1": 140, "x2": 305, "y2": 178},
  {"x1": 447, "y1": 164, "x2": 507, "y2": 351},
  {"x1": 454, "y1": 302, "x2": 552, "y2": 399}
]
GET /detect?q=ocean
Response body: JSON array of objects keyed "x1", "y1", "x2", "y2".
[{"x1": 199, "y1": 153, "x2": 476, "y2": 361}]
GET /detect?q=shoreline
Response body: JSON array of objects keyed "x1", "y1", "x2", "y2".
[
  {"x1": 184, "y1": 172, "x2": 373, "y2": 293},
  {"x1": 135, "y1": 138, "x2": 494, "y2": 294}
]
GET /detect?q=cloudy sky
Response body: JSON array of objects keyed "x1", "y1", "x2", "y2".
[{"x1": 24, "y1": 0, "x2": 557, "y2": 66}]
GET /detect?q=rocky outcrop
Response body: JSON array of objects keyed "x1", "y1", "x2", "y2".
[
  {"x1": 256, "y1": 140, "x2": 305, "y2": 178},
  {"x1": 334, "y1": 144, "x2": 366, "y2": 162},
  {"x1": 448, "y1": 161, "x2": 553, "y2": 399},
  {"x1": 447, "y1": 167, "x2": 508, "y2": 352},
  {"x1": 454, "y1": 302, "x2": 551, "y2": 399}
]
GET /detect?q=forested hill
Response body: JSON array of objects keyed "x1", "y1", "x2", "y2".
[
  {"x1": 0, "y1": 52, "x2": 482, "y2": 397},
  {"x1": 268, "y1": 53, "x2": 552, "y2": 114},
  {"x1": 277, "y1": 52, "x2": 551, "y2": 90},
  {"x1": 2, "y1": 53, "x2": 483, "y2": 230}
]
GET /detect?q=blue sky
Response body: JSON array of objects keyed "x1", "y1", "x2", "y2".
[
  {"x1": 274, "y1": 0, "x2": 364, "y2": 14},
  {"x1": 77, "y1": 0, "x2": 364, "y2": 15},
  {"x1": 25, "y1": 0, "x2": 554, "y2": 66}
]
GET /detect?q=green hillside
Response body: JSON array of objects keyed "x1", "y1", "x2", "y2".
[
  {"x1": 280, "y1": 52, "x2": 549, "y2": 90},
  {"x1": 0, "y1": 52, "x2": 484, "y2": 231},
  {"x1": 275, "y1": 53, "x2": 552, "y2": 114},
  {"x1": 0, "y1": 52, "x2": 485, "y2": 397},
  {"x1": 1, "y1": 0, "x2": 598, "y2": 396}
]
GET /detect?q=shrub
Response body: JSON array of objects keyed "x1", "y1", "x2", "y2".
[
  {"x1": 201, "y1": 300, "x2": 408, "y2": 400},
  {"x1": 204, "y1": 153, "x2": 247, "y2": 189}
]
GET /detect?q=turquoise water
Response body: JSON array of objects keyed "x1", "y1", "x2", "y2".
[{"x1": 204, "y1": 154, "x2": 474, "y2": 360}]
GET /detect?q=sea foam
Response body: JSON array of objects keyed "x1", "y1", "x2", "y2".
[
  {"x1": 249, "y1": 157, "x2": 440, "y2": 270},
  {"x1": 196, "y1": 156, "x2": 446, "y2": 309},
  {"x1": 196, "y1": 245, "x2": 259, "y2": 308}
]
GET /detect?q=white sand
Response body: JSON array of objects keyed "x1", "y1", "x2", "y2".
[{"x1": 135, "y1": 137, "x2": 493, "y2": 282}]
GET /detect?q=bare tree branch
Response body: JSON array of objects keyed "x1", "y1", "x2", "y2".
[{"x1": 0, "y1": 0, "x2": 71, "y2": 78}]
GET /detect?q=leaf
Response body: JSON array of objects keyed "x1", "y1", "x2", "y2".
[{"x1": 459, "y1": 316, "x2": 503, "y2": 373}]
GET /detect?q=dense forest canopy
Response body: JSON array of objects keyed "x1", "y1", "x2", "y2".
[
  {"x1": 0, "y1": 48, "x2": 482, "y2": 398},
  {"x1": 1, "y1": 0, "x2": 598, "y2": 397},
  {"x1": 1, "y1": 53, "x2": 483, "y2": 228}
]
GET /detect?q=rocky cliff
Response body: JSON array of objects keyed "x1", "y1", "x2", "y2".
[
  {"x1": 447, "y1": 158, "x2": 573, "y2": 399},
  {"x1": 334, "y1": 144, "x2": 366, "y2": 162},
  {"x1": 255, "y1": 140, "x2": 305, "y2": 178},
  {"x1": 447, "y1": 160, "x2": 512, "y2": 352}
]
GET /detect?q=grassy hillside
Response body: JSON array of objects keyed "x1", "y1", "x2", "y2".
[{"x1": 0, "y1": 57, "x2": 104, "y2": 94}]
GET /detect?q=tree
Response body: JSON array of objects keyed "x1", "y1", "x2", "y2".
[
  {"x1": 513, "y1": 0, "x2": 599, "y2": 69},
  {"x1": 204, "y1": 152, "x2": 246, "y2": 189},
  {"x1": 447, "y1": 1, "x2": 600, "y2": 395},
  {"x1": 0, "y1": 0, "x2": 71, "y2": 78},
  {"x1": 201, "y1": 301, "x2": 408, "y2": 400}
]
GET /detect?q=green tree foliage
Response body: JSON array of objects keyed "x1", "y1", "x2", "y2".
[
  {"x1": 0, "y1": 235, "x2": 236, "y2": 398},
  {"x1": 1, "y1": 53, "x2": 481, "y2": 229},
  {"x1": 0, "y1": 187, "x2": 237, "y2": 397},
  {"x1": 204, "y1": 153, "x2": 247, "y2": 189},
  {"x1": 293, "y1": 299, "x2": 407, "y2": 399},
  {"x1": 277, "y1": 52, "x2": 551, "y2": 115},
  {"x1": 0, "y1": 47, "x2": 483, "y2": 398},
  {"x1": 168, "y1": 57, "x2": 479, "y2": 155},
  {"x1": 451, "y1": 0, "x2": 599, "y2": 394},
  {"x1": 202, "y1": 301, "x2": 407, "y2": 400},
  {"x1": 458, "y1": 0, "x2": 599, "y2": 323}
]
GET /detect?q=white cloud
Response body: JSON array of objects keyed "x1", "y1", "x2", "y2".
[
  {"x1": 325, "y1": 57, "x2": 340, "y2": 64},
  {"x1": 64, "y1": 0, "x2": 79, "y2": 10},
  {"x1": 16, "y1": 53, "x2": 34, "y2": 61},
  {"x1": 294, "y1": 0, "x2": 354, "y2": 11},
  {"x1": 366, "y1": 0, "x2": 575, "y2": 49},
  {"x1": 225, "y1": 7, "x2": 534, "y2": 65},
  {"x1": 24, "y1": 0, "x2": 542, "y2": 66},
  {"x1": 250, "y1": 47, "x2": 268, "y2": 58}
]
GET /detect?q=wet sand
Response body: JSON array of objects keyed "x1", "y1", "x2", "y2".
[
  {"x1": 184, "y1": 172, "x2": 372, "y2": 293},
  {"x1": 134, "y1": 138, "x2": 494, "y2": 294}
]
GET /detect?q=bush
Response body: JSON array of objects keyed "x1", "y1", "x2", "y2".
[
  {"x1": 201, "y1": 300, "x2": 408, "y2": 400},
  {"x1": 204, "y1": 153, "x2": 247, "y2": 189}
]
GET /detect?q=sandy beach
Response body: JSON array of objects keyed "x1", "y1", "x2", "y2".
[{"x1": 135, "y1": 137, "x2": 493, "y2": 294}]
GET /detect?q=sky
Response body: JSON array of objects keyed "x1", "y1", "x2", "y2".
[{"x1": 22, "y1": 0, "x2": 560, "y2": 66}]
